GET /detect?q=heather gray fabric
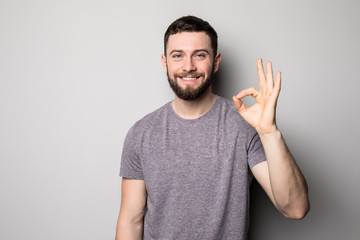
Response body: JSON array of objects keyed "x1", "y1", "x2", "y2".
[{"x1": 120, "y1": 96, "x2": 266, "y2": 240}]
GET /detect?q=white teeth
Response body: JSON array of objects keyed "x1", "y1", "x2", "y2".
[{"x1": 182, "y1": 77, "x2": 197, "y2": 81}]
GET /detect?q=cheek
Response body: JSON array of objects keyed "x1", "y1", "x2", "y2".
[
  {"x1": 167, "y1": 63, "x2": 182, "y2": 73},
  {"x1": 199, "y1": 62, "x2": 214, "y2": 74}
]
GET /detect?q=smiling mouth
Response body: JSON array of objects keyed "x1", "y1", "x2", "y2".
[
  {"x1": 176, "y1": 73, "x2": 204, "y2": 82},
  {"x1": 180, "y1": 76, "x2": 200, "y2": 81}
]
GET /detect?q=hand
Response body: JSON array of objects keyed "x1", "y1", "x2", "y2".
[{"x1": 233, "y1": 58, "x2": 281, "y2": 134}]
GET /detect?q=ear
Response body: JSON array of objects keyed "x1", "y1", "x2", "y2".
[
  {"x1": 213, "y1": 53, "x2": 221, "y2": 73},
  {"x1": 161, "y1": 54, "x2": 167, "y2": 73}
]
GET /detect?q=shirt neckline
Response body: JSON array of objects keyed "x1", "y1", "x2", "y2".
[{"x1": 168, "y1": 96, "x2": 221, "y2": 124}]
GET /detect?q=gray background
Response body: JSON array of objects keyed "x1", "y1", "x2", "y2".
[{"x1": 0, "y1": 0, "x2": 359, "y2": 239}]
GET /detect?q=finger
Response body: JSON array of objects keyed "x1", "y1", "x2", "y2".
[
  {"x1": 257, "y1": 58, "x2": 266, "y2": 92},
  {"x1": 236, "y1": 87, "x2": 260, "y2": 100},
  {"x1": 266, "y1": 61, "x2": 274, "y2": 92},
  {"x1": 233, "y1": 95, "x2": 247, "y2": 113},
  {"x1": 273, "y1": 71, "x2": 281, "y2": 96}
]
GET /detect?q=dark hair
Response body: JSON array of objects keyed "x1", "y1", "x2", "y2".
[{"x1": 164, "y1": 16, "x2": 218, "y2": 57}]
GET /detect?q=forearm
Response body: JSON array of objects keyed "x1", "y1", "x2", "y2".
[
  {"x1": 116, "y1": 215, "x2": 144, "y2": 240},
  {"x1": 259, "y1": 129, "x2": 310, "y2": 219},
  {"x1": 116, "y1": 178, "x2": 147, "y2": 239}
]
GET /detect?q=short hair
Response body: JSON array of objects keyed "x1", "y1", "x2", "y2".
[{"x1": 164, "y1": 15, "x2": 218, "y2": 57}]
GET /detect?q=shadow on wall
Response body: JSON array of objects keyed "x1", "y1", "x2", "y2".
[
  {"x1": 247, "y1": 125, "x2": 347, "y2": 240},
  {"x1": 212, "y1": 55, "x2": 234, "y2": 99},
  {"x1": 212, "y1": 52, "x2": 255, "y2": 106},
  {"x1": 212, "y1": 58, "x2": 348, "y2": 239}
]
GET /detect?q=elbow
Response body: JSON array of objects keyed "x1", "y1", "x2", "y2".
[
  {"x1": 276, "y1": 186, "x2": 310, "y2": 220},
  {"x1": 116, "y1": 218, "x2": 144, "y2": 240},
  {"x1": 282, "y1": 200, "x2": 310, "y2": 220},
  {"x1": 117, "y1": 213, "x2": 145, "y2": 229},
  {"x1": 286, "y1": 205, "x2": 310, "y2": 220},
  {"x1": 116, "y1": 211, "x2": 145, "y2": 239}
]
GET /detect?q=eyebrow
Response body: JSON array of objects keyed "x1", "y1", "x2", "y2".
[{"x1": 169, "y1": 49, "x2": 210, "y2": 55}]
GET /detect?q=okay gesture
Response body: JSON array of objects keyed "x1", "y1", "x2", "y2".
[{"x1": 233, "y1": 58, "x2": 281, "y2": 135}]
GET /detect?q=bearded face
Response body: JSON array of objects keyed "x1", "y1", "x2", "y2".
[
  {"x1": 166, "y1": 64, "x2": 214, "y2": 101},
  {"x1": 162, "y1": 32, "x2": 220, "y2": 101}
]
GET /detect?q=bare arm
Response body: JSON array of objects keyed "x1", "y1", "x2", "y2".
[
  {"x1": 116, "y1": 178, "x2": 147, "y2": 240},
  {"x1": 233, "y1": 58, "x2": 310, "y2": 219},
  {"x1": 251, "y1": 131, "x2": 309, "y2": 219}
]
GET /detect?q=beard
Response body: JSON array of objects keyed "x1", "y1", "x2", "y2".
[{"x1": 166, "y1": 66, "x2": 214, "y2": 101}]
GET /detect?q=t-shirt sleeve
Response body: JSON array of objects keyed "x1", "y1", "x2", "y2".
[
  {"x1": 247, "y1": 130, "x2": 266, "y2": 169},
  {"x1": 119, "y1": 126, "x2": 144, "y2": 180}
]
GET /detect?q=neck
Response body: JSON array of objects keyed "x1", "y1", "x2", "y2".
[{"x1": 171, "y1": 88, "x2": 216, "y2": 120}]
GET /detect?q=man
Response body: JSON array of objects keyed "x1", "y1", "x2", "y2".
[{"x1": 116, "y1": 16, "x2": 309, "y2": 240}]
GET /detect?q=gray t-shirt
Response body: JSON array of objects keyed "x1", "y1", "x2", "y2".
[{"x1": 120, "y1": 96, "x2": 266, "y2": 240}]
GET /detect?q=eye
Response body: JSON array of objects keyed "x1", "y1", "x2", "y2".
[
  {"x1": 195, "y1": 53, "x2": 206, "y2": 59},
  {"x1": 172, "y1": 53, "x2": 182, "y2": 59}
]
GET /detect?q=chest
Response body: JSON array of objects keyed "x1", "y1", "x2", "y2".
[{"x1": 139, "y1": 122, "x2": 249, "y2": 197}]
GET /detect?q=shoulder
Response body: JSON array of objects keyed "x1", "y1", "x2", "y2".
[
  {"x1": 216, "y1": 96, "x2": 250, "y2": 126},
  {"x1": 216, "y1": 96, "x2": 240, "y2": 117},
  {"x1": 215, "y1": 96, "x2": 259, "y2": 137},
  {"x1": 126, "y1": 102, "x2": 170, "y2": 137}
]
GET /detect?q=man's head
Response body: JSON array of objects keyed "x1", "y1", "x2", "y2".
[
  {"x1": 164, "y1": 16, "x2": 218, "y2": 57},
  {"x1": 162, "y1": 16, "x2": 221, "y2": 101}
]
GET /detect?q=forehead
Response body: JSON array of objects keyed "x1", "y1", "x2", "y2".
[{"x1": 166, "y1": 32, "x2": 212, "y2": 54}]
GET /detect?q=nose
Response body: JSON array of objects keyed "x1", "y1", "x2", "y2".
[{"x1": 182, "y1": 57, "x2": 196, "y2": 72}]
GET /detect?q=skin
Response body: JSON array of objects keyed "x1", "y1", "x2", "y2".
[
  {"x1": 162, "y1": 32, "x2": 221, "y2": 119},
  {"x1": 116, "y1": 179, "x2": 146, "y2": 240},
  {"x1": 116, "y1": 31, "x2": 310, "y2": 239},
  {"x1": 233, "y1": 59, "x2": 310, "y2": 219}
]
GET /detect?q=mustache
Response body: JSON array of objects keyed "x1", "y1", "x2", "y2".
[{"x1": 174, "y1": 72, "x2": 205, "y2": 78}]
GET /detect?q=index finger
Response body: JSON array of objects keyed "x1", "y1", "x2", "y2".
[{"x1": 236, "y1": 87, "x2": 260, "y2": 100}]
